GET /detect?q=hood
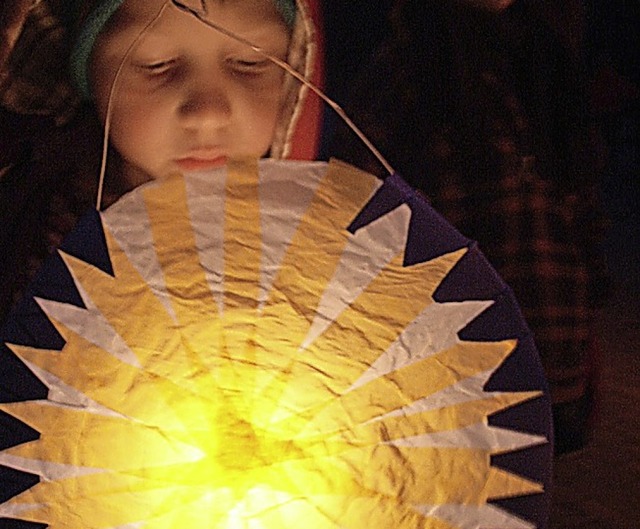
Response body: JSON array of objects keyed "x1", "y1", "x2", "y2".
[{"x1": 271, "y1": 0, "x2": 322, "y2": 160}]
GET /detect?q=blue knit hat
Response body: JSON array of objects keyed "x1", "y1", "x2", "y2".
[{"x1": 70, "y1": 0, "x2": 297, "y2": 99}]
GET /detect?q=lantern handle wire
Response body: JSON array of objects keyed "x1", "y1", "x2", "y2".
[{"x1": 97, "y1": 0, "x2": 394, "y2": 210}]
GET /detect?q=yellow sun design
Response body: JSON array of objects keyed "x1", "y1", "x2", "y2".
[{"x1": 0, "y1": 159, "x2": 546, "y2": 529}]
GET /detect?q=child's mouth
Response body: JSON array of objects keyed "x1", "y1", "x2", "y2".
[{"x1": 176, "y1": 155, "x2": 228, "y2": 172}]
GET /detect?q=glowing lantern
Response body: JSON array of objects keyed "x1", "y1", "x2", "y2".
[{"x1": 0, "y1": 158, "x2": 552, "y2": 528}]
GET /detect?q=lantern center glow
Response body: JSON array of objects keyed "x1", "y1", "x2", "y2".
[
  {"x1": 184, "y1": 389, "x2": 309, "y2": 501},
  {"x1": 216, "y1": 415, "x2": 260, "y2": 470}
]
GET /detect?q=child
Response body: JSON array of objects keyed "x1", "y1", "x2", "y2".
[
  {"x1": 0, "y1": 0, "x2": 317, "y2": 323},
  {"x1": 83, "y1": 0, "x2": 295, "y2": 188}
]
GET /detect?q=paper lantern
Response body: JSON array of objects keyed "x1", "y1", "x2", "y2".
[{"x1": 0, "y1": 158, "x2": 552, "y2": 528}]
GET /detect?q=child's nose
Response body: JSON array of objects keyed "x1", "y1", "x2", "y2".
[{"x1": 179, "y1": 81, "x2": 233, "y2": 129}]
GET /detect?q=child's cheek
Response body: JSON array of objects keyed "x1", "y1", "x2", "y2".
[{"x1": 108, "y1": 96, "x2": 172, "y2": 178}]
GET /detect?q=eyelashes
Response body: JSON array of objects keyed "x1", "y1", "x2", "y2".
[
  {"x1": 228, "y1": 57, "x2": 272, "y2": 75},
  {"x1": 138, "y1": 59, "x2": 178, "y2": 76},
  {"x1": 133, "y1": 56, "x2": 277, "y2": 82}
]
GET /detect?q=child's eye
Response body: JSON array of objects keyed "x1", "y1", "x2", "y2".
[
  {"x1": 228, "y1": 57, "x2": 271, "y2": 74},
  {"x1": 136, "y1": 59, "x2": 177, "y2": 76}
]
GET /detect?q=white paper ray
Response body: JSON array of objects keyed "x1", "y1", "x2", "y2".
[
  {"x1": 184, "y1": 168, "x2": 227, "y2": 313},
  {"x1": 302, "y1": 205, "x2": 412, "y2": 349},
  {"x1": 101, "y1": 182, "x2": 176, "y2": 319},
  {"x1": 388, "y1": 423, "x2": 547, "y2": 451},
  {"x1": 371, "y1": 369, "x2": 498, "y2": 419},
  {"x1": 351, "y1": 299, "x2": 493, "y2": 390},
  {"x1": 257, "y1": 159, "x2": 327, "y2": 305},
  {"x1": 0, "y1": 453, "x2": 102, "y2": 481},
  {"x1": 35, "y1": 297, "x2": 139, "y2": 367},
  {"x1": 415, "y1": 503, "x2": 536, "y2": 529},
  {"x1": 7, "y1": 359, "x2": 125, "y2": 417},
  {"x1": 0, "y1": 502, "x2": 44, "y2": 518}
]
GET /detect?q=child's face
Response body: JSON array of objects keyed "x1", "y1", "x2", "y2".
[{"x1": 90, "y1": 0, "x2": 291, "y2": 187}]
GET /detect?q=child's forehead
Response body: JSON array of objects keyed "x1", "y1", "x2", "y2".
[
  {"x1": 109, "y1": 0, "x2": 286, "y2": 29},
  {"x1": 94, "y1": 0, "x2": 291, "y2": 64}
]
